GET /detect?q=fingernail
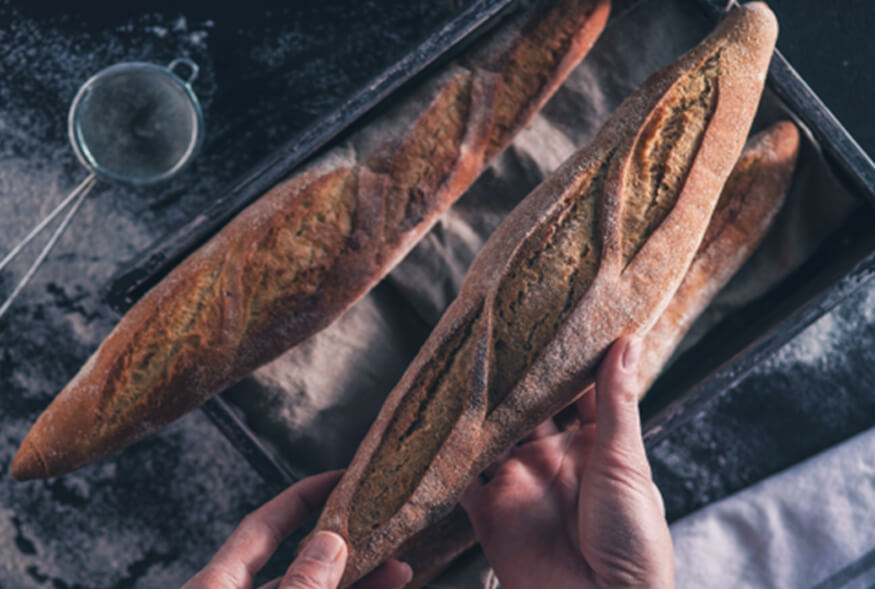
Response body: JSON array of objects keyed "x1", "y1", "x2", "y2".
[
  {"x1": 301, "y1": 531, "x2": 344, "y2": 563},
  {"x1": 621, "y1": 337, "x2": 641, "y2": 371},
  {"x1": 400, "y1": 562, "x2": 414, "y2": 584}
]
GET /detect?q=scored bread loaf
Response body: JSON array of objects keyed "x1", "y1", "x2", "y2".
[
  {"x1": 309, "y1": 4, "x2": 779, "y2": 585},
  {"x1": 635, "y1": 119, "x2": 799, "y2": 393},
  {"x1": 395, "y1": 119, "x2": 801, "y2": 589},
  {"x1": 11, "y1": 0, "x2": 610, "y2": 481}
]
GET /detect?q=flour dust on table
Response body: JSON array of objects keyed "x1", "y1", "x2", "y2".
[{"x1": 0, "y1": 5, "x2": 280, "y2": 589}]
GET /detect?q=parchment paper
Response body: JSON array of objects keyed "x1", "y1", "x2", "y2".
[{"x1": 222, "y1": 0, "x2": 859, "y2": 585}]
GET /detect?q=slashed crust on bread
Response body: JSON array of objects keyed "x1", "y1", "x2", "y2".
[
  {"x1": 312, "y1": 5, "x2": 779, "y2": 585},
  {"x1": 12, "y1": 0, "x2": 611, "y2": 481}
]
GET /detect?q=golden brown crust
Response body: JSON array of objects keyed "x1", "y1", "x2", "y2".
[
  {"x1": 636, "y1": 120, "x2": 799, "y2": 394},
  {"x1": 395, "y1": 505, "x2": 477, "y2": 589},
  {"x1": 348, "y1": 304, "x2": 483, "y2": 542},
  {"x1": 389, "y1": 120, "x2": 799, "y2": 585},
  {"x1": 489, "y1": 156, "x2": 608, "y2": 412},
  {"x1": 381, "y1": 120, "x2": 799, "y2": 588},
  {"x1": 311, "y1": 4, "x2": 778, "y2": 585},
  {"x1": 467, "y1": 0, "x2": 612, "y2": 160},
  {"x1": 11, "y1": 0, "x2": 610, "y2": 482}
]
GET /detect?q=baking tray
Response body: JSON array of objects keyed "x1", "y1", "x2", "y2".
[
  {"x1": 105, "y1": 0, "x2": 520, "y2": 489},
  {"x1": 103, "y1": 0, "x2": 516, "y2": 313},
  {"x1": 104, "y1": 0, "x2": 875, "y2": 494}
]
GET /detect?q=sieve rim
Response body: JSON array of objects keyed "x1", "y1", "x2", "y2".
[{"x1": 67, "y1": 60, "x2": 205, "y2": 186}]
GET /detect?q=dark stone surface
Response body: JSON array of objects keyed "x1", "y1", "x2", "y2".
[
  {"x1": 649, "y1": 280, "x2": 875, "y2": 522},
  {"x1": 0, "y1": 1, "x2": 461, "y2": 586},
  {"x1": 0, "y1": 0, "x2": 873, "y2": 587},
  {"x1": 767, "y1": 0, "x2": 875, "y2": 160}
]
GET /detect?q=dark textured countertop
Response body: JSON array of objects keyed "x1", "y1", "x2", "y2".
[{"x1": 1, "y1": 1, "x2": 873, "y2": 587}]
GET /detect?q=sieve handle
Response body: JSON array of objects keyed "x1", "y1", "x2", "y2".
[
  {"x1": 168, "y1": 57, "x2": 199, "y2": 86},
  {"x1": 0, "y1": 173, "x2": 98, "y2": 323}
]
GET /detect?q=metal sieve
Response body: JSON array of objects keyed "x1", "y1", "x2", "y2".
[{"x1": 0, "y1": 58, "x2": 204, "y2": 321}]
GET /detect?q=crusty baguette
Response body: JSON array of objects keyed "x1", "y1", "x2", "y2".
[
  {"x1": 309, "y1": 4, "x2": 779, "y2": 585},
  {"x1": 11, "y1": 0, "x2": 610, "y2": 481},
  {"x1": 394, "y1": 119, "x2": 800, "y2": 588},
  {"x1": 636, "y1": 119, "x2": 799, "y2": 394},
  {"x1": 396, "y1": 505, "x2": 477, "y2": 589}
]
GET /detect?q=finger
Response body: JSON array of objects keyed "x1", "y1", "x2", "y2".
[
  {"x1": 258, "y1": 579, "x2": 281, "y2": 589},
  {"x1": 553, "y1": 403, "x2": 581, "y2": 432},
  {"x1": 211, "y1": 471, "x2": 344, "y2": 581},
  {"x1": 652, "y1": 481, "x2": 666, "y2": 517},
  {"x1": 280, "y1": 531, "x2": 347, "y2": 589},
  {"x1": 593, "y1": 336, "x2": 648, "y2": 468},
  {"x1": 574, "y1": 383, "x2": 597, "y2": 426},
  {"x1": 460, "y1": 476, "x2": 489, "y2": 526},
  {"x1": 480, "y1": 446, "x2": 513, "y2": 482},
  {"x1": 519, "y1": 419, "x2": 559, "y2": 444},
  {"x1": 354, "y1": 559, "x2": 414, "y2": 589},
  {"x1": 460, "y1": 467, "x2": 511, "y2": 548}
]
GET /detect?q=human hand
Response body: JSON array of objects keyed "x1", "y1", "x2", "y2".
[
  {"x1": 460, "y1": 336, "x2": 673, "y2": 588},
  {"x1": 184, "y1": 470, "x2": 413, "y2": 589}
]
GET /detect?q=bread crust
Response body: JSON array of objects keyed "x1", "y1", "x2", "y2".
[
  {"x1": 312, "y1": 4, "x2": 779, "y2": 585},
  {"x1": 11, "y1": 0, "x2": 611, "y2": 481},
  {"x1": 636, "y1": 119, "x2": 799, "y2": 393},
  {"x1": 390, "y1": 120, "x2": 799, "y2": 587},
  {"x1": 396, "y1": 505, "x2": 477, "y2": 589}
]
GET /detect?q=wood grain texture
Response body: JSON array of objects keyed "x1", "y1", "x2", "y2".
[
  {"x1": 311, "y1": 4, "x2": 779, "y2": 585},
  {"x1": 11, "y1": 0, "x2": 611, "y2": 481}
]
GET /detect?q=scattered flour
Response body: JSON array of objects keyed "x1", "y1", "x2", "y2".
[
  {"x1": 146, "y1": 25, "x2": 169, "y2": 38},
  {"x1": 758, "y1": 280, "x2": 875, "y2": 374},
  {"x1": 0, "y1": 9, "x2": 254, "y2": 587},
  {"x1": 769, "y1": 312, "x2": 843, "y2": 369},
  {"x1": 0, "y1": 4, "x2": 216, "y2": 306}
]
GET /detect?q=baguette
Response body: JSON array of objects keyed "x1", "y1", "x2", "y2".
[
  {"x1": 11, "y1": 0, "x2": 610, "y2": 481},
  {"x1": 636, "y1": 119, "x2": 799, "y2": 394},
  {"x1": 309, "y1": 4, "x2": 778, "y2": 584},
  {"x1": 395, "y1": 119, "x2": 800, "y2": 588},
  {"x1": 396, "y1": 505, "x2": 478, "y2": 589}
]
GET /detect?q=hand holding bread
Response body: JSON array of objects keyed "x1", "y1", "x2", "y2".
[
  {"x1": 395, "y1": 117, "x2": 800, "y2": 588},
  {"x1": 309, "y1": 4, "x2": 780, "y2": 585},
  {"x1": 14, "y1": 2, "x2": 795, "y2": 587}
]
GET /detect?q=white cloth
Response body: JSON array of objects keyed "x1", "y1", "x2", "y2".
[{"x1": 671, "y1": 426, "x2": 875, "y2": 589}]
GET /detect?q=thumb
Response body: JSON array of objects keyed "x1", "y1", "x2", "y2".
[
  {"x1": 282, "y1": 532, "x2": 347, "y2": 589},
  {"x1": 592, "y1": 336, "x2": 649, "y2": 473},
  {"x1": 581, "y1": 336, "x2": 675, "y2": 588}
]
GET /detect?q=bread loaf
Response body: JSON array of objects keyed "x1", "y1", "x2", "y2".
[
  {"x1": 394, "y1": 119, "x2": 800, "y2": 588},
  {"x1": 309, "y1": 4, "x2": 778, "y2": 584},
  {"x1": 396, "y1": 505, "x2": 477, "y2": 589},
  {"x1": 11, "y1": 0, "x2": 610, "y2": 481},
  {"x1": 636, "y1": 119, "x2": 799, "y2": 393}
]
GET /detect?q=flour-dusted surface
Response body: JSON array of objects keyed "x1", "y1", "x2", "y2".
[
  {"x1": 0, "y1": 0, "x2": 466, "y2": 586},
  {"x1": 649, "y1": 279, "x2": 875, "y2": 522},
  {"x1": 670, "y1": 422, "x2": 875, "y2": 588}
]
